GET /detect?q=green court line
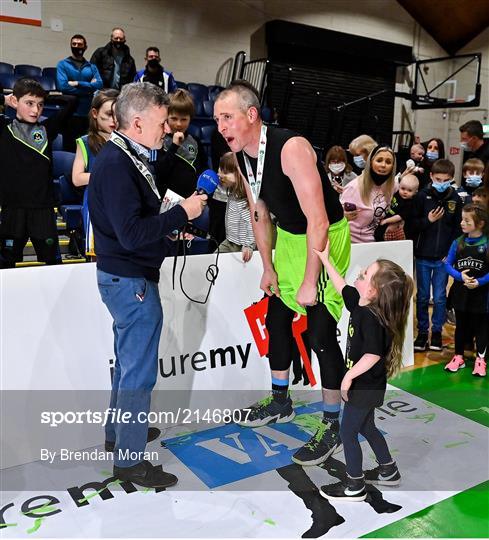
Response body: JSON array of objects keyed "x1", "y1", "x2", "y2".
[
  {"x1": 364, "y1": 364, "x2": 488, "y2": 538},
  {"x1": 389, "y1": 363, "x2": 489, "y2": 427},
  {"x1": 362, "y1": 480, "x2": 489, "y2": 538}
]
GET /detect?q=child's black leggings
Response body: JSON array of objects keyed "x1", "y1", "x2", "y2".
[
  {"x1": 340, "y1": 402, "x2": 392, "y2": 478},
  {"x1": 455, "y1": 311, "x2": 489, "y2": 357}
]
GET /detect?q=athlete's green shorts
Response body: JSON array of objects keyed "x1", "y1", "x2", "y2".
[{"x1": 273, "y1": 217, "x2": 351, "y2": 320}]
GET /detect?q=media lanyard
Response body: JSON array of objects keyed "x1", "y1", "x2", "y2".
[
  {"x1": 110, "y1": 132, "x2": 161, "y2": 201},
  {"x1": 243, "y1": 124, "x2": 267, "y2": 221}
]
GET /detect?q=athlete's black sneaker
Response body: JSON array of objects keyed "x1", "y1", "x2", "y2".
[
  {"x1": 320, "y1": 475, "x2": 367, "y2": 502},
  {"x1": 429, "y1": 331, "x2": 443, "y2": 351},
  {"x1": 365, "y1": 461, "x2": 401, "y2": 486},
  {"x1": 292, "y1": 419, "x2": 341, "y2": 466},
  {"x1": 414, "y1": 333, "x2": 429, "y2": 351},
  {"x1": 235, "y1": 395, "x2": 295, "y2": 428}
]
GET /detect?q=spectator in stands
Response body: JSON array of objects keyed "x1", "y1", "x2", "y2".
[
  {"x1": 72, "y1": 89, "x2": 119, "y2": 259},
  {"x1": 217, "y1": 152, "x2": 255, "y2": 261},
  {"x1": 348, "y1": 134, "x2": 377, "y2": 173},
  {"x1": 90, "y1": 27, "x2": 136, "y2": 90},
  {"x1": 472, "y1": 186, "x2": 489, "y2": 211},
  {"x1": 134, "y1": 47, "x2": 177, "y2": 94},
  {"x1": 153, "y1": 89, "x2": 207, "y2": 198},
  {"x1": 419, "y1": 138, "x2": 445, "y2": 187},
  {"x1": 56, "y1": 34, "x2": 103, "y2": 152},
  {"x1": 457, "y1": 158, "x2": 485, "y2": 205},
  {"x1": 324, "y1": 145, "x2": 356, "y2": 194},
  {"x1": 0, "y1": 79, "x2": 76, "y2": 268},
  {"x1": 412, "y1": 159, "x2": 463, "y2": 353},
  {"x1": 89, "y1": 82, "x2": 206, "y2": 488},
  {"x1": 397, "y1": 143, "x2": 425, "y2": 187},
  {"x1": 375, "y1": 174, "x2": 418, "y2": 242},
  {"x1": 340, "y1": 145, "x2": 397, "y2": 243},
  {"x1": 459, "y1": 120, "x2": 489, "y2": 166}
]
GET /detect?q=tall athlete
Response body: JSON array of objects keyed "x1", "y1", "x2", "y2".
[{"x1": 214, "y1": 83, "x2": 351, "y2": 465}]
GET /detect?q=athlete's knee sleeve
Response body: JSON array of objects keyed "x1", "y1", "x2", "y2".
[{"x1": 266, "y1": 295, "x2": 295, "y2": 372}]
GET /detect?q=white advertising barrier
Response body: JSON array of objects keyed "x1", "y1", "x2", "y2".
[{"x1": 0, "y1": 240, "x2": 413, "y2": 468}]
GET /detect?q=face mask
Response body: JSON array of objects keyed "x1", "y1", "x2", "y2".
[
  {"x1": 460, "y1": 142, "x2": 470, "y2": 152},
  {"x1": 370, "y1": 170, "x2": 391, "y2": 186},
  {"x1": 112, "y1": 41, "x2": 124, "y2": 49},
  {"x1": 426, "y1": 151, "x2": 439, "y2": 161},
  {"x1": 432, "y1": 181, "x2": 450, "y2": 193},
  {"x1": 71, "y1": 47, "x2": 85, "y2": 58},
  {"x1": 146, "y1": 58, "x2": 161, "y2": 70},
  {"x1": 353, "y1": 155, "x2": 366, "y2": 169},
  {"x1": 466, "y1": 175, "x2": 482, "y2": 187},
  {"x1": 329, "y1": 162, "x2": 345, "y2": 175}
]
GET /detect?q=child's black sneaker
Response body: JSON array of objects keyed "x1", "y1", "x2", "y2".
[
  {"x1": 235, "y1": 394, "x2": 295, "y2": 428},
  {"x1": 414, "y1": 333, "x2": 428, "y2": 351},
  {"x1": 429, "y1": 331, "x2": 443, "y2": 351},
  {"x1": 292, "y1": 418, "x2": 341, "y2": 466},
  {"x1": 320, "y1": 475, "x2": 366, "y2": 502},
  {"x1": 364, "y1": 461, "x2": 401, "y2": 486}
]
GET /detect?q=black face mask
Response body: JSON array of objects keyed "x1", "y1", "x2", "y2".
[
  {"x1": 112, "y1": 41, "x2": 124, "y2": 49},
  {"x1": 146, "y1": 59, "x2": 161, "y2": 71},
  {"x1": 71, "y1": 47, "x2": 86, "y2": 58},
  {"x1": 370, "y1": 170, "x2": 391, "y2": 186}
]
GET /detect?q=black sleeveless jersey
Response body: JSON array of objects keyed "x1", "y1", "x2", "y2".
[{"x1": 235, "y1": 126, "x2": 344, "y2": 234}]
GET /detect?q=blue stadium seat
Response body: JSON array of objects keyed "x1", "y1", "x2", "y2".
[
  {"x1": 52, "y1": 151, "x2": 76, "y2": 181},
  {"x1": 187, "y1": 83, "x2": 208, "y2": 104},
  {"x1": 52, "y1": 134, "x2": 63, "y2": 151},
  {"x1": 187, "y1": 123, "x2": 201, "y2": 140},
  {"x1": 39, "y1": 75, "x2": 57, "y2": 92},
  {"x1": 42, "y1": 67, "x2": 57, "y2": 79},
  {"x1": 0, "y1": 62, "x2": 14, "y2": 75},
  {"x1": 14, "y1": 64, "x2": 42, "y2": 78},
  {"x1": 0, "y1": 73, "x2": 17, "y2": 90},
  {"x1": 202, "y1": 100, "x2": 214, "y2": 118},
  {"x1": 208, "y1": 85, "x2": 224, "y2": 101},
  {"x1": 194, "y1": 99, "x2": 205, "y2": 117},
  {"x1": 175, "y1": 80, "x2": 188, "y2": 90},
  {"x1": 200, "y1": 124, "x2": 216, "y2": 145},
  {"x1": 52, "y1": 151, "x2": 83, "y2": 237}
]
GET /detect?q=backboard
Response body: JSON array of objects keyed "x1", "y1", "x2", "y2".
[{"x1": 412, "y1": 54, "x2": 481, "y2": 109}]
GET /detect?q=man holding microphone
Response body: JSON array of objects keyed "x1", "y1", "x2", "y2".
[{"x1": 89, "y1": 82, "x2": 206, "y2": 488}]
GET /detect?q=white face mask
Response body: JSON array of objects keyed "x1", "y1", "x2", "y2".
[{"x1": 329, "y1": 162, "x2": 346, "y2": 175}]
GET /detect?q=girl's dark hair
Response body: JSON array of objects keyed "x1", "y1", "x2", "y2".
[
  {"x1": 324, "y1": 145, "x2": 352, "y2": 174},
  {"x1": 87, "y1": 89, "x2": 119, "y2": 155},
  {"x1": 218, "y1": 152, "x2": 247, "y2": 201},
  {"x1": 457, "y1": 204, "x2": 489, "y2": 259},
  {"x1": 368, "y1": 259, "x2": 414, "y2": 378}
]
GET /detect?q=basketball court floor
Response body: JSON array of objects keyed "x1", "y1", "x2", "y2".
[{"x1": 1, "y1": 324, "x2": 487, "y2": 539}]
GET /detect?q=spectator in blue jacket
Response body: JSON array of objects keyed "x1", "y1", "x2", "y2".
[
  {"x1": 56, "y1": 34, "x2": 103, "y2": 151},
  {"x1": 134, "y1": 47, "x2": 177, "y2": 94}
]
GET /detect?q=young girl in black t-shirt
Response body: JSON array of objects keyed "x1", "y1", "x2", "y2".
[{"x1": 314, "y1": 244, "x2": 414, "y2": 501}]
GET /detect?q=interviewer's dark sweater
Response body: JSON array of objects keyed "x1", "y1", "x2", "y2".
[{"x1": 88, "y1": 139, "x2": 188, "y2": 282}]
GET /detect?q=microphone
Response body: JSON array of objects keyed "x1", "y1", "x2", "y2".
[{"x1": 196, "y1": 169, "x2": 219, "y2": 197}]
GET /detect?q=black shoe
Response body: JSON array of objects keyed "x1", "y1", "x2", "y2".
[
  {"x1": 320, "y1": 475, "x2": 367, "y2": 502},
  {"x1": 105, "y1": 427, "x2": 161, "y2": 453},
  {"x1": 235, "y1": 394, "x2": 295, "y2": 428},
  {"x1": 113, "y1": 460, "x2": 178, "y2": 489},
  {"x1": 365, "y1": 461, "x2": 401, "y2": 486},
  {"x1": 429, "y1": 331, "x2": 443, "y2": 351},
  {"x1": 292, "y1": 418, "x2": 341, "y2": 466},
  {"x1": 414, "y1": 333, "x2": 428, "y2": 351}
]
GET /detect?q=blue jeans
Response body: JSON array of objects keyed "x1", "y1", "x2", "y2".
[
  {"x1": 416, "y1": 258, "x2": 448, "y2": 334},
  {"x1": 97, "y1": 270, "x2": 163, "y2": 467}
]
